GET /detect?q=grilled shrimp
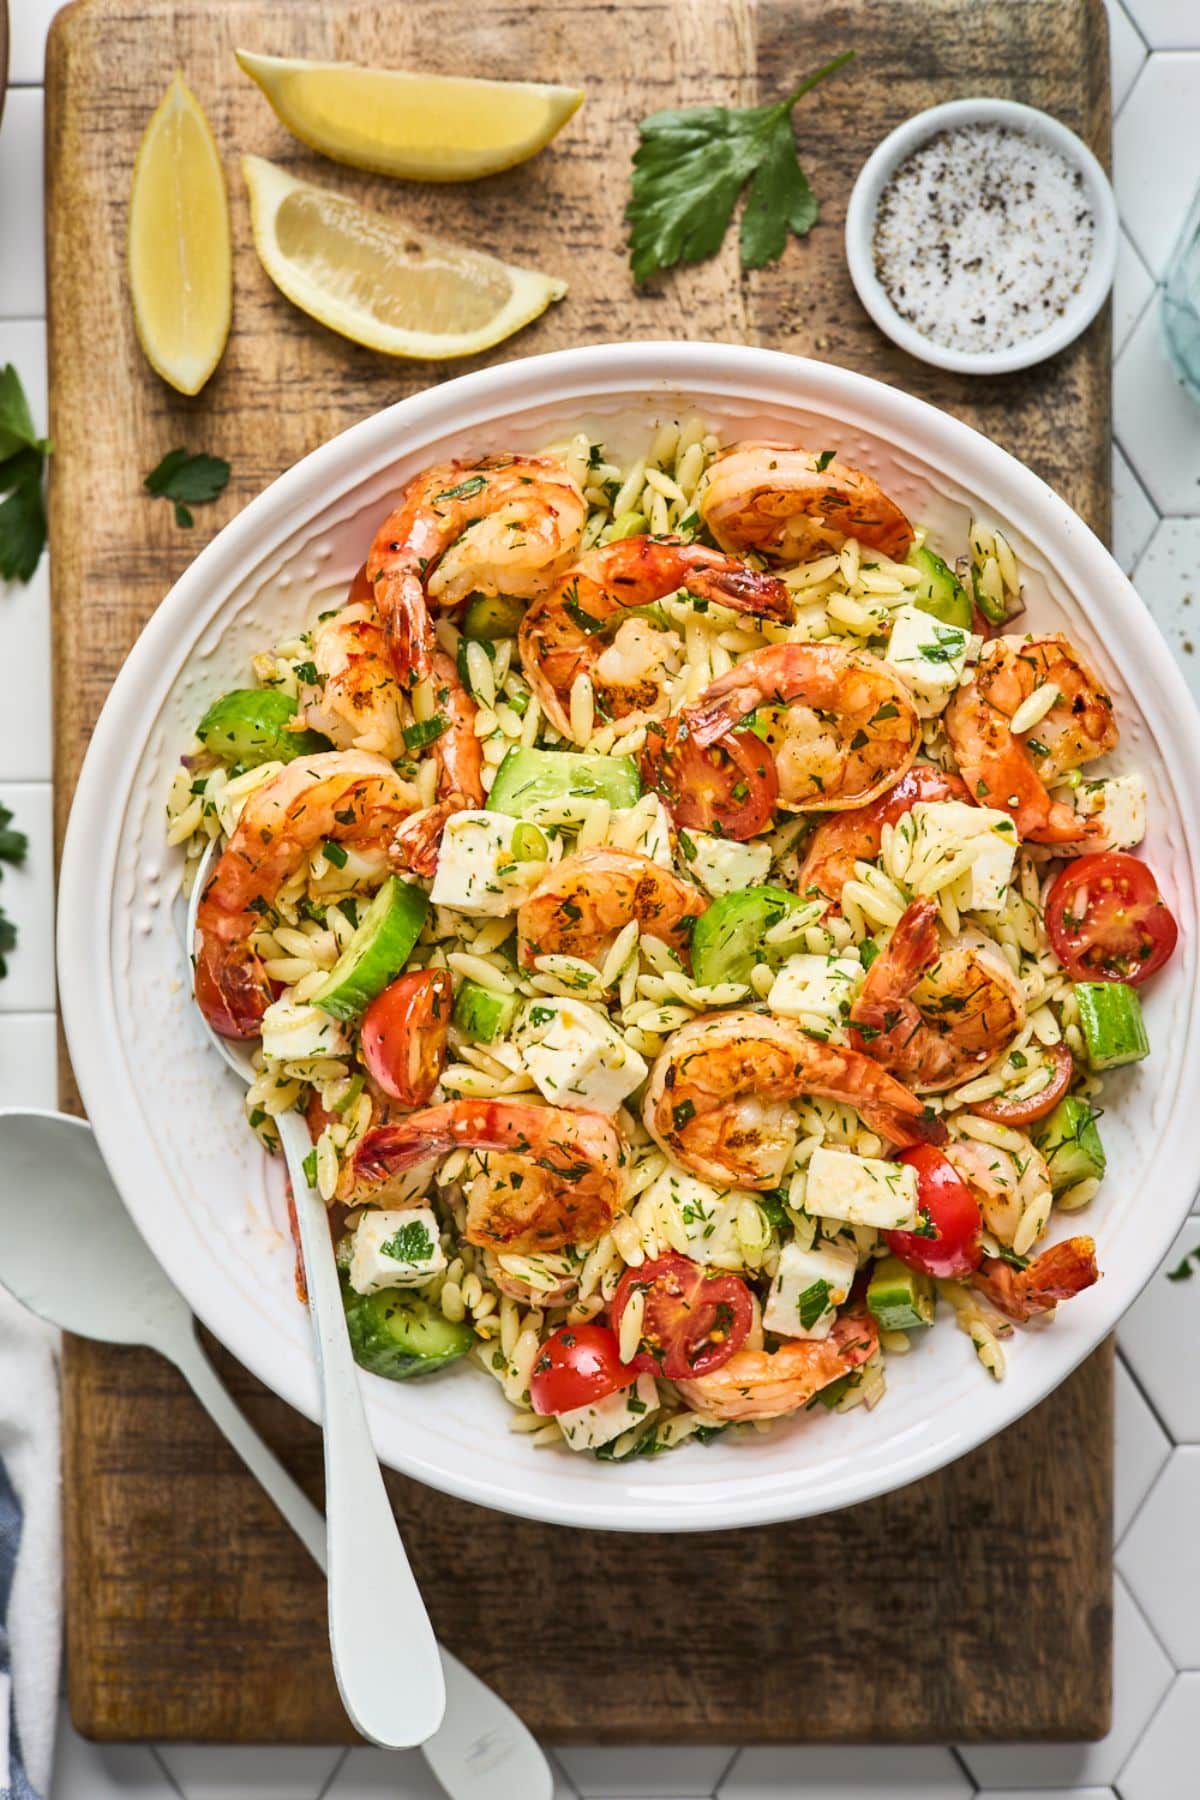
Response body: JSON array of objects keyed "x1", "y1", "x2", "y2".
[
  {"x1": 517, "y1": 847, "x2": 707, "y2": 971},
  {"x1": 518, "y1": 535, "x2": 791, "y2": 741},
  {"x1": 972, "y1": 1236, "x2": 1099, "y2": 1321},
  {"x1": 798, "y1": 765, "x2": 972, "y2": 906},
  {"x1": 685, "y1": 641, "x2": 921, "y2": 811},
  {"x1": 353, "y1": 1099, "x2": 627, "y2": 1253},
  {"x1": 945, "y1": 634, "x2": 1118, "y2": 844},
  {"x1": 644, "y1": 1011, "x2": 944, "y2": 1189},
  {"x1": 676, "y1": 1308, "x2": 879, "y2": 1421},
  {"x1": 368, "y1": 454, "x2": 586, "y2": 686},
  {"x1": 698, "y1": 442, "x2": 915, "y2": 564},
  {"x1": 387, "y1": 645, "x2": 487, "y2": 880},
  {"x1": 301, "y1": 564, "x2": 408, "y2": 761},
  {"x1": 194, "y1": 751, "x2": 418, "y2": 1039},
  {"x1": 944, "y1": 1135, "x2": 1051, "y2": 1244},
  {"x1": 849, "y1": 897, "x2": 1026, "y2": 1092}
]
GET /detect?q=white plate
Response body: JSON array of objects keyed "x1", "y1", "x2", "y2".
[{"x1": 57, "y1": 342, "x2": 1200, "y2": 1533}]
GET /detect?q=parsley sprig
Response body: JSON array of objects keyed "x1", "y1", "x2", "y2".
[
  {"x1": 626, "y1": 51, "x2": 855, "y2": 282},
  {"x1": 144, "y1": 447, "x2": 231, "y2": 528},
  {"x1": 0, "y1": 800, "x2": 29, "y2": 978},
  {"x1": 0, "y1": 366, "x2": 53, "y2": 584}
]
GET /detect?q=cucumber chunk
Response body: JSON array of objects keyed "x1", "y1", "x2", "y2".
[
  {"x1": 867, "y1": 1255, "x2": 935, "y2": 1331},
  {"x1": 1073, "y1": 980, "x2": 1150, "y2": 1071},
  {"x1": 341, "y1": 1279, "x2": 475, "y2": 1380},
  {"x1": 1034, "y1": 1095, "x2": 1107, "y2": 1192},
  {"x1": 462, "y1": 592, "x2": 526, "y2": 640},
  {"x1": 486, "y1": 746, "x2": 641, "y2": 816},
  {"x1": 311, "y1": 877, "x2": 428, "y2": 1021},
  {"x1": 453, "y1": 978, "x2": 517, "y2": 1044},
  {"x1": 690, "y1": 886, "x2": 811, "y2": 988},
  {"x1": 197, "y1": 688, "x2": 331, "y2": 768},
  {"x1": 907, "y1": 546, "x2": 972, "y2": 630},
  {"x1": 605, "y1": 510, "x2": 648, "y2": 542}
]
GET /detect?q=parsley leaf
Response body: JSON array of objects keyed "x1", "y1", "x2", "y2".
[
  {"x1": 0, "y1": 800, "x2": 29, "y2": 979},
  {"x1": 0, "y1": 366, "x2": 53, "y2": 584},
  {"x1": 626, "y1": 52, "x2": 855, "y2": 282},
  {"x1": 143, "y1": 447, "x2": 231, "y2": 529}
]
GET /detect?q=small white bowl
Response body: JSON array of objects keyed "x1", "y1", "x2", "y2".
[{"x1": 845, "y1": 97, "x2": 1118, "y2": 376}]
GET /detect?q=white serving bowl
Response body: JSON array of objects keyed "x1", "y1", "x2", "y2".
[
  {"x1": 58, "y1": 342, "x2": 1200, "y2": 1533},
  {"x1": 845, "y1": 98, "x2": 1118, "y2": 375}
]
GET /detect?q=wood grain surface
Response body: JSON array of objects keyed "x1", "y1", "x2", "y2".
[{"x1": 46, "y1": 0, "x2": 1114, "y2": 1746}]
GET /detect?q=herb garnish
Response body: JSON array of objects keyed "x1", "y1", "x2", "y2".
[
  {"x1": 143, "y1": 447, "x2": 231, "y2": 528},
  {"x1": 0, "y1": 800, "x2": 28, "y2": 977},
  {"x1": 0, "y1": 365, "x2": 52, "y2": 582}
]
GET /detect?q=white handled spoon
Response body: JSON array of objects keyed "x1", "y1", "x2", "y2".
[
  {"x1": 0, "y1": 1108, "x2": 552, "y2": 1800},
  {"x1": 185, "y1": 839, "x2": 444, "y2": 1748}
]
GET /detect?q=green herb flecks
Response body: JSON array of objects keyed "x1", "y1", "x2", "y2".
[
  {"x1": 0, "y1": 365, "x2": 53, "y2": 583},
  {"x1": 382, "y1": 1220, "x2": 435, "y2": 1264},
  {"x1": 143, "y1": 447, "x2": 231, "y2": 529},
  {"x1": 0, "y1": 799, "x2": 28, "y2": 977}
]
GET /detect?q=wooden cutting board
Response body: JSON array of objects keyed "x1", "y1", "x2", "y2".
[{"x1": 45, "y1": 0, "x2": 1114, "y2": 1745}]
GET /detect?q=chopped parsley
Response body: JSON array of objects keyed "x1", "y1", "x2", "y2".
[
  {"x1": 381, "y1": 1220, "x2": 435, "y2": 1264},
  {"x1": 143, "y1": 446, "x2": 230, "y2": 529},
  {"x1": 796, "y1": 1278, "x2": 832, "y2": 1330}
]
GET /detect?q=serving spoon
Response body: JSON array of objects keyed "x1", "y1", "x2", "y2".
[
  {"x1": 185, "y1": 838, "x2": 444, "y2": 1748},
  {"x1": 0, "y1": 1108, "x2": 552, "y2": 1800}
]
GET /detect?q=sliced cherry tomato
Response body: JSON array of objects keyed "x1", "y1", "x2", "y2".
[
  {"x1": 640, "y1": 717, "x2": 777, "y2": 841},
  {"x1": 360, "y1": 968, "x2": 451, "y2": 1105},
  {"x1": 530, "y1": 1323, "x2": 630, "y2": 1416},
  {"x1": 1045, "y1": 851, "x2": 1178, "y2": 985},
  {"x1": 886, "y1": 1145, "x2": 982, "y2": 1279},
  {"x1": 970, "y1": 1042, "x2": 1074, "y2": 1127},
  {"x1": 611, "y1": 1254, "x2": 754, "y2": 1381}
]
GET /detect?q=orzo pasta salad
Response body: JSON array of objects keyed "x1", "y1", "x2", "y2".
[{"x1": 171, "y1": 418, "x2": 1178, "y2": 1460}]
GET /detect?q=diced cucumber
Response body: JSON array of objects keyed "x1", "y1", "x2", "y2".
[
  {"x1": 486, "y1": 746, "x2": 641, "y2": 816},
  {"x1": 341, "y1": 1279, "x2": 475, "y2": 1380},
  {"x1": 907, "y1": 546, "x2": 972, "y2": 630},
  {"x1": 311, "y1": 877, "x2": 429, "y2": 1021},
  {"x1": 605, "y1": 510, "x2": 648, "y2": 542},
  {"x1": 1033, "y1": 1095, "x2": 1107, "y2": 1192},
  {"x1": 197, "y1": 688, "x2": 331, "y2": 768},
  {"x1": 690, "y1": 886, "x2": 811, "y2": 988},
  {"x1": 461, "y1": 592, "x2": 526, "y2": 640},
  {"x1": 453, "y1": 978, "x2": 516, "y2": 1044},
  {"x1": 866, "y1": 1255, "x2": 935, "y2": 1331},
  {"x1": 1073, "y1": 981, "x2": 1150, "y2": 1071}
]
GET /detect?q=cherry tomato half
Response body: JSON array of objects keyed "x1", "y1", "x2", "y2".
[
  {"x1": 970, "y1": 1042, "x2": 1074, "y2": 1127},
  {"x1": 360, "y1": 968, "x2": 451, "y2": 1105},
  {"x1": 886, "y1": 1145, "x2": 983, "y2": 1279},
  {"x1": 611, "y1": 1254, "x2": 754, "y2": 1381},
  {"x1": 1045, "y1": 851, "x2": 1178, "y2": 985},
  {"x1": 640, "y1": 717, "x2": 778, "y2": 841},
  {"x1": 530, "y1": 1323, "x2": 630, "y2": 1416}
]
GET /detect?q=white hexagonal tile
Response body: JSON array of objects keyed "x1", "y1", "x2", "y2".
[
  {"x1": 1115, "y1": 306, "x2": 1200, "y2": 516},
  {"x1": 1112, "y1": 443, "x2": 1157, "y2": 575},
  {"x1": 1121, "y1": 1, "x2": 1200, "y2": 50},
  {"x1": 1131, "y1": 516, "x2": 1200, "y2": 702},
  {"x1": 49, "y1": 1705, "x2": 176, "y2": 1800},
  {"x1": 0, "y1": 782, "x2": 56, "y2": 1013},
  {"x1": 717, "y1": 1746, "x2": 970, "y2": 1798},
  {"x1": 1119, "y1": 1210, "x2": 1200, "y2": 1441},
  {"x1": 557, "y1": 1745, "x2": 736, "y2": 1796},
  {"x1": 1105, "y1": 1, "x2": 1147, "y2": 113},
  {"x1": 1118, "y1": 1672, "x2": 1200, "y2": 1798},
  {"x1": 1115, "y1": 54, "x2": 1200, "y2": 277},
  {"x1": 958, "y1": 1576, "x2": 1172, "y2": 1790},
  {"x1": 1113, "y1": 229, "x2": 1155, "y2": 360},
  {"x1": 1116, "y1": 1447, "x2": 1200, "y2": 1665},
  {"x1": 974, "y1": 1790, "x2": 1115, "y2": 1800},
  {"x1": 320, "y1": 1745, "x2": 448, "y2": 1797},
  {"x1": 0, "y1": 1011, "x2": 59, "y2": 1107},
  {"x1": 8, "y1": 0, "x2": 61, "y2": 83},
  {"x1": 1115, "y1": 1355, "x2": 1172, "y2": 1539},
  {"x1": 0, "y1": 91, "x2": 44, "y2": 318},
  {"x1": 154, "y1": 1742, "x2": 345, "y2": 1800}
]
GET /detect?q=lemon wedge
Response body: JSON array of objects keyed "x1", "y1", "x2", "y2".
[
  {"x1": 241, "y1": 155, "x2": 567, "y2": 361},
  {"x1": 128, "y1": 73, "x2": 232, "y2": 396},
  {"x1": 235, "y1": 50, "x2": 583, "y2": 182}
]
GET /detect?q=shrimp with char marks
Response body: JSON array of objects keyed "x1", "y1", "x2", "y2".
[
  {"x1": 685, "y1": 641, "x2": 922, "y2": 812},
  {"x1": 518, "y1": 534, "x2": 791, "y2": 741},
  {"x1": 973, "y1": 1236, "x2": 1099, "y2": 1321},
  {"x1": 798, "y1": 765, "x2": 972, "y2": 906},
  {"x1": 516, "y1": 846, "x2": 708, "y2": 971},
  {"x1": 944, "y1": 1134, "x2": 1051, "y2": 1245},
  {"x1": 644, "y1": 1011, "x2": 945, "y2": 1190},
  {"x1": 698, "y1": 441, "x2": 915, "y2": 564},
  {"x1": 850, "y1": 897, "x2": 1026, "y2": 1092},
  {"x1": 353, "y1": 1100, "x2": 627, "y2": 1254},
  {"x1": 676, "y1": 1308, "x2": 880, "y2": 1421},
  {"x1": 300, "y1": 564, "x2": 409, "y2": 761},
  {"x1": 389, "y1": 649, "x2": 486, "y2": 878},
  {"x1": 945, "y1": 634, "x2": 1118, "y2": 845}
]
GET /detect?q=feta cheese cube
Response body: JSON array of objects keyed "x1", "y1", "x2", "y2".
[
  {"x1": 909, "y1": 799, "x2": 1018, "y2": 913},
  {"x1": 260, "y1": 998, "x2": 350, "y2": 1062},
  {"x1": 349, "y1": 1205, "x2": 447, "y2": 1295},
  {"x1": 804, "y1": 1145, "x2": 920, "y2": 1230},
  {"x1": 645, "y1": 1165, "x2": 766, "y2": 1269},
  {"x1": 430, "y1": 810, "x2": 547, "y2": 917},
  {"x1": 764, "y1": 1239, "x2": 859, "y2": 1340},
  {"x1": 768, "y1": 954, "x2": 862, "y2": 1032},
  {"x1": 678, "y1": 830, "x2": 773, "y2": 896},
  {"x1": 609, "y1": 795, "x2": 675, "y2": 867},
  {"x1": 557, "y1": 1371, "x2": 659, "y2": 1452},
  {"x1": 886, "y1": 605, "x2": 970, "y2": 717},
  {"x1": 518, "y1": 998, "x2": 647, "y2": 1114},
  {"x1": 1068, "y1": 773, "x2": 1146, "y2": 850}
]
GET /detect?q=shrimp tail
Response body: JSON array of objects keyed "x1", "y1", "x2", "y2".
[
  {"x1": 382, "y1": 569, "x2": 438, "y2": 688},
  {"x1": 972, "y1": 1235, "x2": 1099, "y2": 1321},
  {"x1": 870, "y1": 1100, "x2": 948, "y2": 1149},
  {"x1": 193, "y1": 932, "x2": 271, "y2": 1039},
  {"x1": 688, "y1": 562, "x2": 792, "y2": 621},
  {"x1": 390, "y1": 799, "x2": 458, "y2": 879},
  {"x1": 684, "y1": 679, "x2": 761, "y2": 748}
]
